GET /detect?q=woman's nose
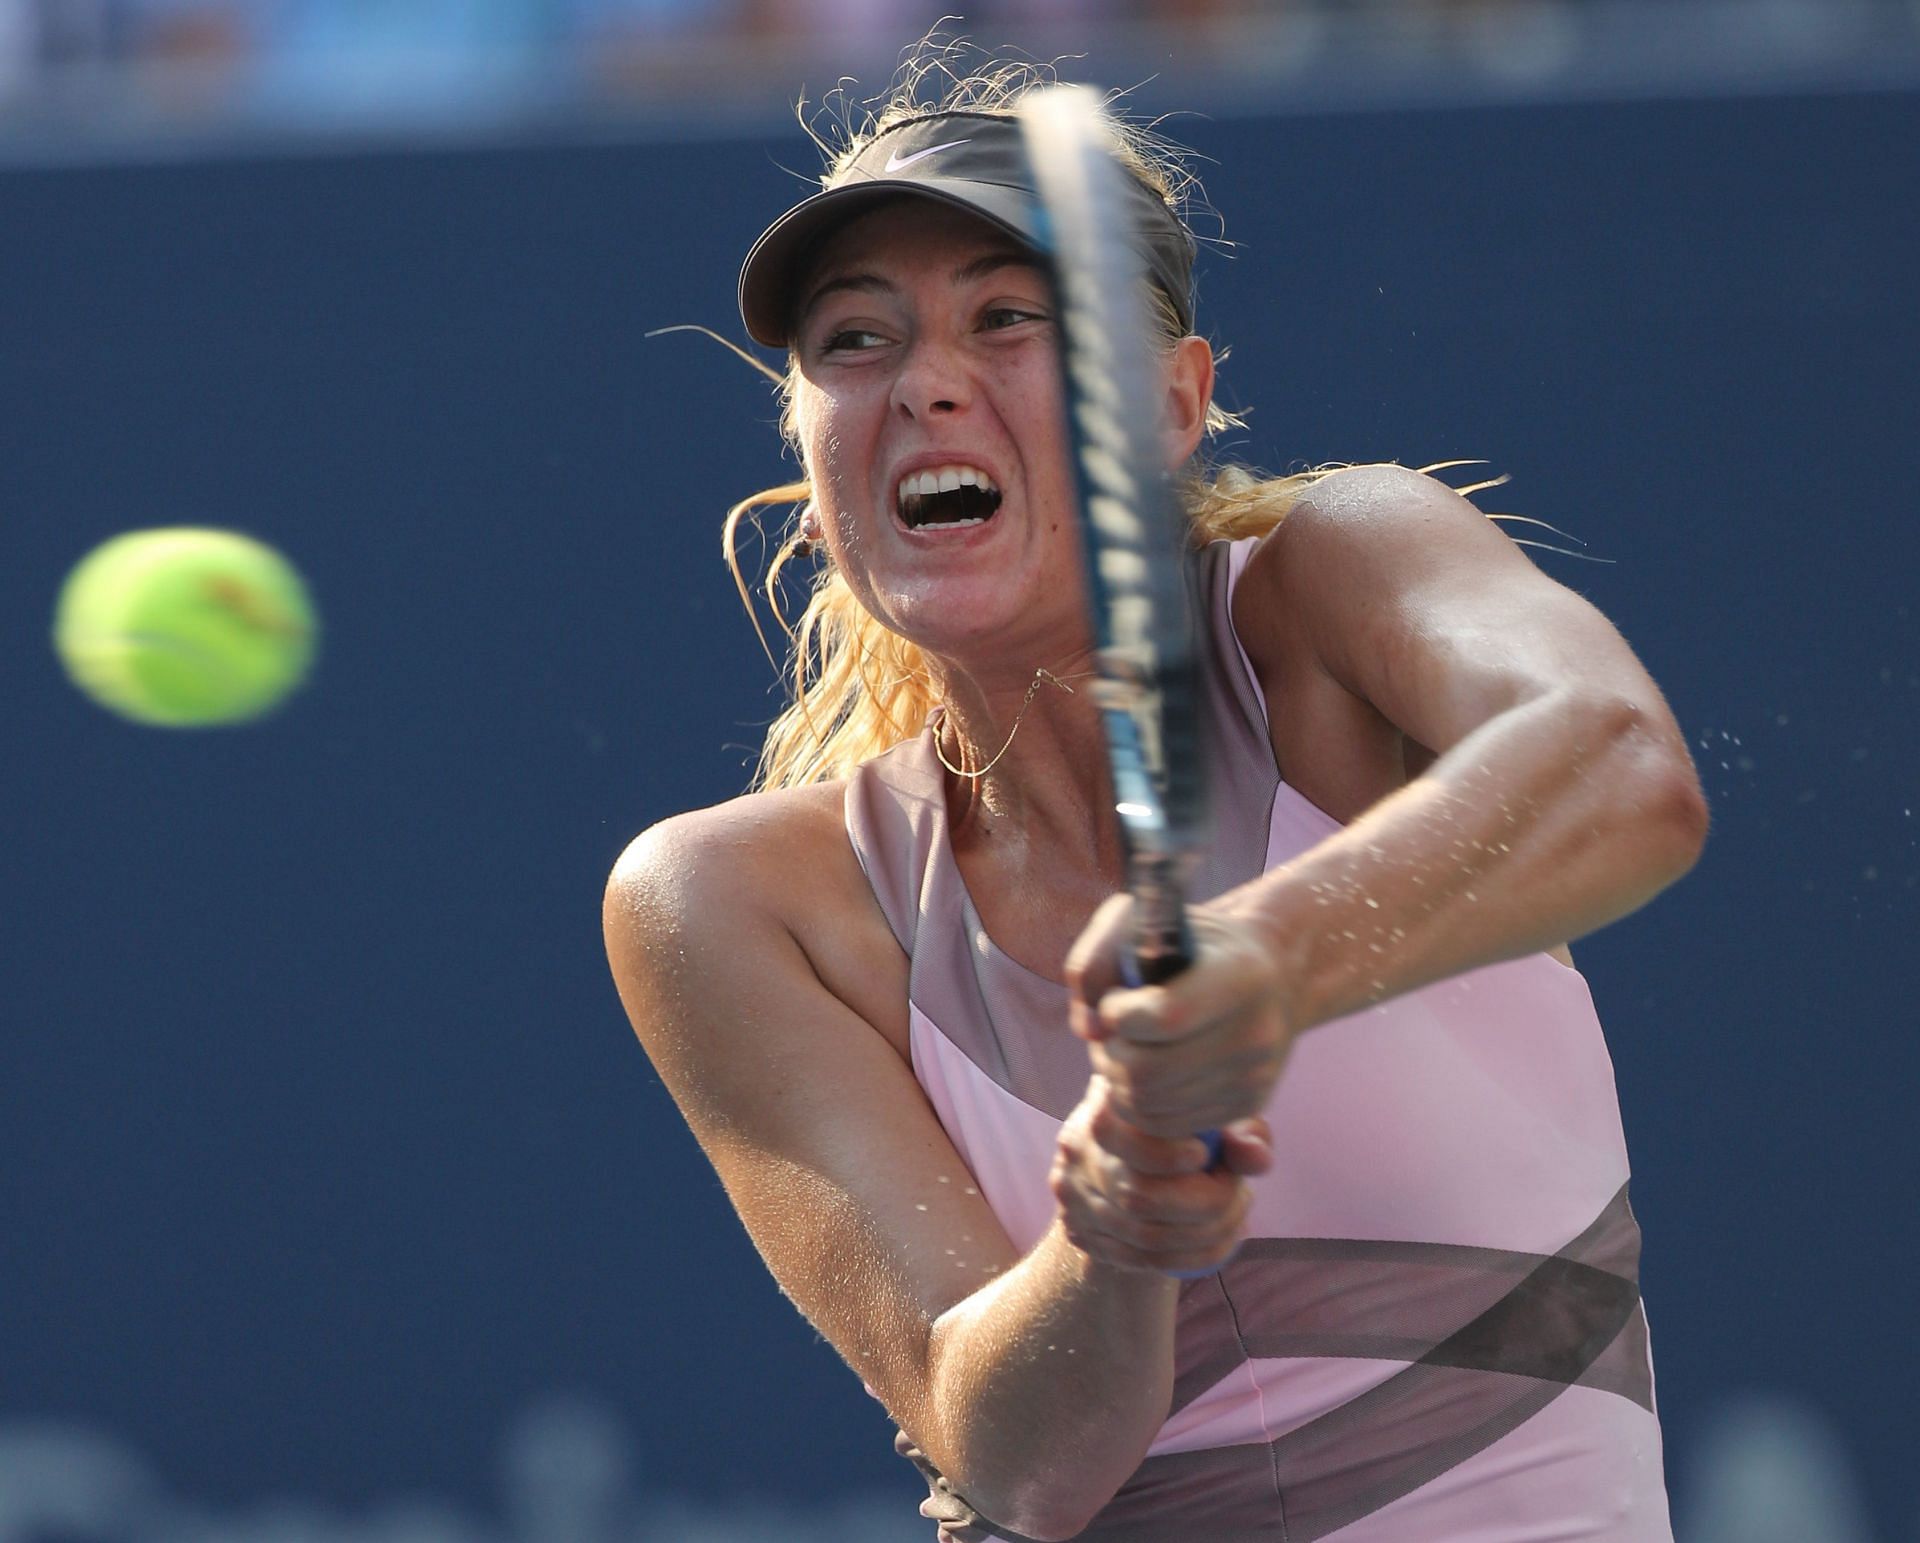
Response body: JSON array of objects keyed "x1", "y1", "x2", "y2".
[{"x1": 889, "y1": 335, "x2": 972, "y2": 420}]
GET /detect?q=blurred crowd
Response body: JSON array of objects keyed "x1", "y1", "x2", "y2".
[
  {"x1": 0, "y1": 0, "x2": 1728, "y2": 88},
  {"x1": 0, "y1": 0, "x2": 1551, "y2": 75},
  {"x1": 1, "y1": 0, "x2": 1909, "y2": 122},
  {"x1": 0, "y1": 0, "x2": 1563, "y2": 64}
]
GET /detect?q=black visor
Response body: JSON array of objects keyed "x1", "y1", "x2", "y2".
[{"x1": 737, "y1": 110, "x2": 1197, "y2": 349}]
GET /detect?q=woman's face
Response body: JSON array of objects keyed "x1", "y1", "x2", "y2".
[{"x1": 788, "y1": 199, "x2": 1090, "y2": 675}]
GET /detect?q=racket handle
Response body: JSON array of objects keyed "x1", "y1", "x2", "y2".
[
  {"x1": 1128, "y1": 948, "x2": 1225, "y2": 1158},
  {"x1": 1165, "y1": 1125, "x2": 1229, "y2": 1281},
  {"x1": 1120, "y1": 941, "x2": 1229, "y2": 1278},
  {"x1": 1121, "y1": 913, "x2": 1224, "y2": 1160},
  {"x1": 1122, "y1": 874, "x2": 1231, "y2": 1275},
  {"x1": 1170, "y1": 1112, "x2": 1229, "y2": 1280}
]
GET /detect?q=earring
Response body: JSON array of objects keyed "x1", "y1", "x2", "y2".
[{"x1": 795, "y1": 505, "x2": 824, "y2": 557}]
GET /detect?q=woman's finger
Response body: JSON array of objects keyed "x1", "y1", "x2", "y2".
[
  {"x1": 1056, "y1": 1159, "x2": 1250, "y2": 1241},
  {"x1": 1087, "y1": 1096, "x2": 1215, "y2": 1175},
  {"x1": 1218, "y1": 1117, "x2": 1274, "y2": 1177},
  {"x1": 1093, "y1": 914, "x2": 1281, "y2": 1043},
  {"x1": 1092, "y1": 1037, "x2": 1283, "y2": 1138},
  {"x1": 1064, "y1": 893, "x2": 1137, "y2": 1042},
  {"x1": 1058, "y1": 1182, "x2": 1252, "y2": 1274}
]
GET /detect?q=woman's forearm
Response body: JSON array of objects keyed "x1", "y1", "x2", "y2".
[
  {"x1": 1233, "y1": 688, "x2": 1707, "y2": 1034},
  {"x1": 918, "y1": 1217, "x2": 1179, "y2": 1539}
]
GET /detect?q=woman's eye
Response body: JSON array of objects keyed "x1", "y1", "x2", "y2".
[
  {"x1": 821, "y1": 327, "x2": 887, "y2": 352},
  {"x1": 981, "y1": 306, "x2": 1045, "y2": 331}
]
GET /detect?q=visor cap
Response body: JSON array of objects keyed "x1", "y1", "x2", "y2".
[{"x1": 737, "y1": 110, "x2": 1196, "y2": 349}]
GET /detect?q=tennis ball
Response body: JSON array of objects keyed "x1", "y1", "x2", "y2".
[{"x1": 53, "y1": 527, "x2": 318, "y2": 727}]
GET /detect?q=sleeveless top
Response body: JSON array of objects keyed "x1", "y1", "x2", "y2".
[{"x1": 844, "y1": 538, "x2": 1673, "y2": 1542}]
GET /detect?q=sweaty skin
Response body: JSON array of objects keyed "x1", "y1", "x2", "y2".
[{"x1": 605, "y1": 199, "x2": 1705, "y2": 1537}]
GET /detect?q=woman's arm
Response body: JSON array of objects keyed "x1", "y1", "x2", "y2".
[
  {"x1": 602, "y1": 797, "x2": 1225, "y2": 1539},
  {"x1": 1227, "y1": 462, "x2": 1709, "y2": 1032},
  {"x1": 1070, "y1": 463, "x2": 1707, "y2": 1136}
]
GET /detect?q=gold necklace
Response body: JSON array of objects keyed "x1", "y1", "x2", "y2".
[{"x1": 930, "y1": 668, "x2": 1094, "y2": 781}]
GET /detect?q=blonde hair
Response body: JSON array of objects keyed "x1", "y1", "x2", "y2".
[{"x1": 722, "y1": 42, "x2": 1493, "y2": 792}]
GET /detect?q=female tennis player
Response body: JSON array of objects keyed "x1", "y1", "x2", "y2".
[{"x1": 604, "y1": 55, "x2": 1705, "y2": 1543}]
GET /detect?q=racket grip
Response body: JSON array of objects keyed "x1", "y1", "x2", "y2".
[
  {"x1": 1120, "y1": 946, "x2": 1229, "y2": 1280},
  {"x1": 1120, "y1": 943, "x2": 1222, "y2": 1168},
  {"x1": 1119, "y1": 940, "x2": 1223, "y2": 1169},
  {"x1": 1169, "y1": 1128, "x2": 1231, "y2": 1279},
  {"x1": 1172, "y1": 1100, "x2": 1229, "y2": 1280}
]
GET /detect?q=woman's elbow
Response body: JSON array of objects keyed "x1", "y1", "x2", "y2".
[
  {"x1": 958, "y1": 1457, "x2": 1129, "y2": 1542},
  {"x1": 1588, "y1": 691, "x2": 1711, "y2": 882},
  {"x1": 991, "y1": 1486, "x2": 1115, "y2": 1543},
  {"x1": 1661, "y1": 765, "x2": 1712, "y2": 874}
]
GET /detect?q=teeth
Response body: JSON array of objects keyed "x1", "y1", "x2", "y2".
[{"x1": 896, "y1": 463, "x2": 999, "y2": 512}]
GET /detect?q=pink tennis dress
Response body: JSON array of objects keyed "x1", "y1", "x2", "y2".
[{"x1": 845, "y1": 537, "x2": 1673, "y2": 1541}]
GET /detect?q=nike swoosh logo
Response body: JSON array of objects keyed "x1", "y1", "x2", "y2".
[{"x1": 884, "y1": 138, "x2": 972, "y2": 173}]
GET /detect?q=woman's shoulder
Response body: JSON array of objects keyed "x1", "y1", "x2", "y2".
[
  {"x1": 604, "y1": 776, "x2": 911, "y2": 1058},
  {"x1": 1231, "y1": 460, "x2": 1511, "y2": 638},
  {"x1": 1225, "y1": 465, "x2": 1478, "y2": 816},
  {"x1": 1245, "y1": 461, "x2": 1466, "y2": 553},
  {"x1": 606, "y1": 780, "x2": 852, "y2": 932}
]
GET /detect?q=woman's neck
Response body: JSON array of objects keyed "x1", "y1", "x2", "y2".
[{"x1": 927, "y1": 656, "x2": 1129, "y2": 886}]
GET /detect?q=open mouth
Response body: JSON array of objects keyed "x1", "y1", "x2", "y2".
[{"x1": 896, "y1": 464, "x2": 1003, "y2": 531}]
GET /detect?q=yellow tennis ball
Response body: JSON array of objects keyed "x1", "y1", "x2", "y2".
[{"x1": 53, "y1": 527, "x2": 319, "y2": 727}]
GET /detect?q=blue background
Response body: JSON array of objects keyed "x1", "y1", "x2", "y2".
[{"x1": 2, "y1": 86, "x2": 1916, "y2": 1535}]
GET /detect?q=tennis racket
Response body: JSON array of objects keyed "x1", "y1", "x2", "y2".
[{"x1": 1016, "y1": 87, "x2": 1221, "y2": 1185}]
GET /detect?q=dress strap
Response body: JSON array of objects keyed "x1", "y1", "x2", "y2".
[{"x1": 842, "y1": 733, "x2": 947, "y2": 956}]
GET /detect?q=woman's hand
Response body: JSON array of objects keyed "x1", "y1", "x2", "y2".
[
  {"x1": 1064, "y1": 895, "x2": 1297, "y2": 1140},
  {"x1": 1050, "y1": 1077, "x2": 1270, "y2": 1274}
]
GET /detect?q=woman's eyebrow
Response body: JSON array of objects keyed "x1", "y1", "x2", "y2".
[
  {"x1": 952, "y1": 251, "x2": 1046, "y2": 285},
  {"x1": 797, "y1": 272, "x2": 892, "y2": 327},
  {"x1": 798, "y1": 251, "x2": 1046, "y2": 330}
]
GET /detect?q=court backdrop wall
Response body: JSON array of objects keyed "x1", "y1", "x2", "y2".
[{"x1": 0, "y1": 88, "x2": 1915, "y2": 1539}]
